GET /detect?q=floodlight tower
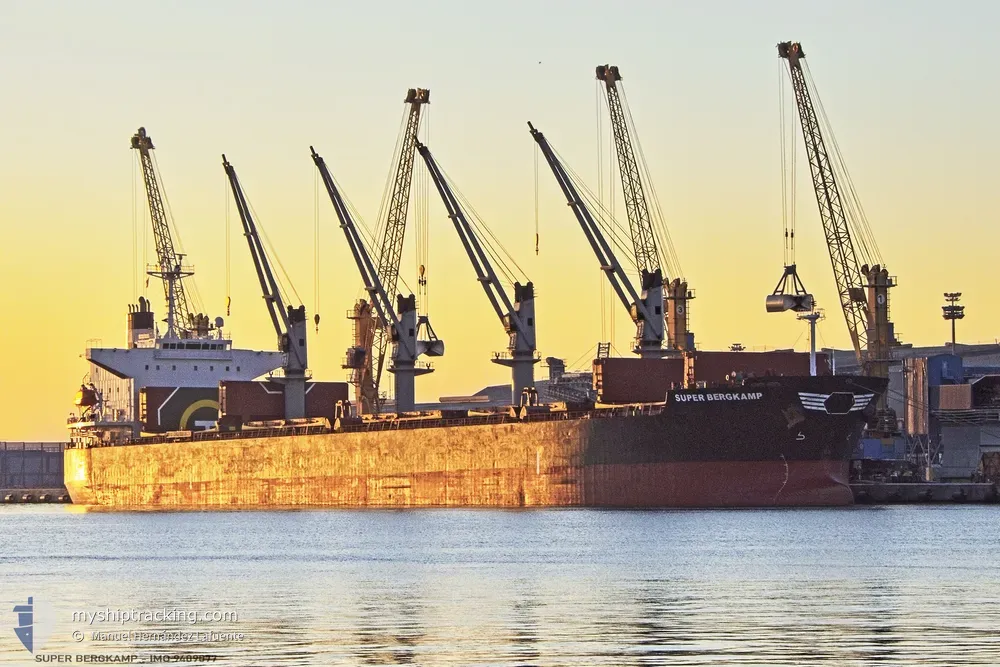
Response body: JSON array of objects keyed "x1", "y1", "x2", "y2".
[{"x1": 942, "y1": 292, "x2": 965, "y2": 348}]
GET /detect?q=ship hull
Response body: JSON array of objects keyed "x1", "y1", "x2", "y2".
[{"x1": 65, "y1": 376, "x2": 885, "y2": 509}]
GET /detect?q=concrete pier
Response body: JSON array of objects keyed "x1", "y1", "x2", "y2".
[
  {"x1": 852, "y1": 482, "x2": 998, "y2": 504},
  {"x1": 1, "y1": 488, "x2": 71, "y2": 503}
]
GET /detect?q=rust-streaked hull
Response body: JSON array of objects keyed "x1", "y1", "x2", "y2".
[{"x1": 65, "y1": 376, "x2": 885, "y2": 509}]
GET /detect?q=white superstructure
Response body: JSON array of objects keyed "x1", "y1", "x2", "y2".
[{"x1": 68, "y1": 297, "x2": 283, "y2": 444}]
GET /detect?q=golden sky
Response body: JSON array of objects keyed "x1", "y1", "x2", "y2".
[{"x1": 1, "y1": 1, "x2": 997, "y2": 440}]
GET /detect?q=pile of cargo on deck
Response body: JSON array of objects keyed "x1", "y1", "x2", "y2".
[{"x1": 593, "y1": 350, "x2": 830, "y2": 404}]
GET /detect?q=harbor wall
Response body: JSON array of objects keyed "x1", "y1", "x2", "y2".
[{"x1": 1, "y1": 442, "x2": 65, "y2": 488}]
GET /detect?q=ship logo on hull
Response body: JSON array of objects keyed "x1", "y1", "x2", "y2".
[{"x1": 798, "y1": 392, "x2": 874, "y2": 415}]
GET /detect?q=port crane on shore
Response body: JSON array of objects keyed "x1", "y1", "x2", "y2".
[
  {"x1": 131, "y1": 127, "x2": 210, "y2": 339},
  {"x1": 345, "y1": 89, "x2": 430, "y2": 414},
  {"x1": 529, "y1": 122, "x2": 665, "y2": 358},
  {"x1": 776, "y1": 41, "x2": 898, "y2": 428},
  {"x1": 595, "y1": 65, "x2": 693, "y2": 351},
  {"x1": 312, "y1": 146, "x2": 443, "y2": 413},
  {"x1": 417, "y1": 141, "x2": 539, "y2": 405},
  {"x1": 222, "y1": 156, "x2": 309, "y2": 419}
]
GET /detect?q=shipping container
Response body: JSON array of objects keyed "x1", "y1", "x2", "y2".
[{"x1": 937, "y1": 383, "x2": 973, "y2": 410}]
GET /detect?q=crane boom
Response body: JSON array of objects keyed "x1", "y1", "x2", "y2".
[
  {"x1": 222, "y1": 155, "x2": 308, "y2": 418},
  {"x1": 365, "y1": 88, "x2": 430, "y2": 411},
  {"x1": 529, "y1": 122, "x2": 664, "y2": 358},
  {"x1": 417, "y1": 141, "x2": 538, "y2": 403},
  {"x1": 131, "y1": 127, "x2": 194, "y2": 337},
  {"x1": 777, "y1": 42, "x2": 872, "y2": 364},
  {"x1": 222, "y1": 158, "x2": 289, "y2": 343},
  {"x1": 595, "y1": 65, "x2": 659, "y2": 273},
  {"x1": 312, "y1": 146, "x2": 434, "y2": 413},
  {"x1": 596, "y1": 65, "x2": 694, "y2": 352}
]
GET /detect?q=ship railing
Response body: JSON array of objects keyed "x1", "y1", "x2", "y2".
[
  {"x1": 0, "y1": 441, "x2": 67, "y2": 453},
  {"x1": 340, "y1": 412, "x2": 520, "y2": 433},
  {"x1": 69, "y1": 402, "x2": 666, "y2": 448}
]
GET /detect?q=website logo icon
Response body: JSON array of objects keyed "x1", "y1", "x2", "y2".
[{"x1": 13, "y1": 597, "x2": 34, "y2": 653}]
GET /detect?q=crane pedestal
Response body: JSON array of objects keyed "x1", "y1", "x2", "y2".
[
  {"x1": 389, "y1": 362, "x2": 433, "y2": 413},
  {"x1": 492, "y1": 353, "x2": 540, "y2": 406},
  {"x1": 280, "y1": 374, "x2": 306, "y2": 420}
]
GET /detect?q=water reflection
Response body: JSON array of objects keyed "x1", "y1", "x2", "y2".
[{"x1": 1, "y1": 506, "x2": 999, "y2": 665}]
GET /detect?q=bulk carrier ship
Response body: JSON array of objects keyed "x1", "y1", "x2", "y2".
[
  {"x1": 65, "y1": 371, "x2": 885, "y2": 509},
  {"x1": 65, "y1": 99, "x2": 889, "y2": 509}
]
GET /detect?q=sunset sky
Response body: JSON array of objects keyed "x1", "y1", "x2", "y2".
[{"x1": 1, "y1": 1, "x2": 997, "y2": 440}]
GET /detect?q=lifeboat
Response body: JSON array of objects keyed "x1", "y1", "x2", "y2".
[{"x1": 74, "y1": 384, "x2": 99, "y2": 408}]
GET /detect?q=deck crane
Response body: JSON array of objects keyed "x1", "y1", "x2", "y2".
[
  {"x1": 595, "y1": 65, "x2": 693, "y2": 351},
  {"x1": 416, "y1": 141, "x2": 538, "y2": 405},
  {"x1": 777, "y1": 41, "x2": 897, "y2": 430},
  {"x1": 311, "y1": 146, "x2": 443, "y2": 413},
  {"x1": 529, "y1": 122, "x2": 664, "y2": 358},
  {"x1": 130, "y1": 127, "x2": 204, "y2": 338},
  {"x1": 776, "y1": 42, "x2": 896, "y2": 377},
  {"x1": 348, "y1": 88, "x2": 430, "y2": 414},
  {"x1": 222, "y1": 156, "x2": 309, "y2": 419}
]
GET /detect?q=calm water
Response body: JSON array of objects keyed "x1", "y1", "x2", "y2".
[{"x1": 1, "y1": 506, "x2": 999, "y2": 665}]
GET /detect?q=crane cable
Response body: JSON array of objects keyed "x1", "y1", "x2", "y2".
[
  {"x1": 225, "y1": 171, "x2": 231, "y2": 316},
  {"x1": 151, "y1": 153, "x2": 205, "y2": 316},
  {"x1": 237, "y1": 179, "x2": 304, "y2": 310},
  {"x1": 607, "y1": 113, "x2": 616, "y2": 347},
  {"x1": 131, "y1": 151, "x2": 138, "y2": 298},
  {"x1": 533, "y1": 142, "x2": 540, "y2": 255},
  {"x1": 313, "y1": 166, "x2": 320, "y2": 331},
  {"x1": 415, "y1": 111, "x2": 430, "y2": 316},
  {"x1": 554, "y1": 144, "x2": 642, "y2": 274},
  {"x1": 619, "y1": 84, "x2": 683, "y2": 280},
  {"x1": 596, "y1": 82, "x2": 607, "y2": 343},
  {"x1": 439, "y1": 165, "x2": 530, "y2": 288},
  {"x1": 803, "y1": 62, "x2": 883, "y2": 269},
  {"x1": 779, "y1": 59, "x2": 796, "y2": 267},
  {"x1": 333, "y1": 174, "x2": 417, "y2": 299}
]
